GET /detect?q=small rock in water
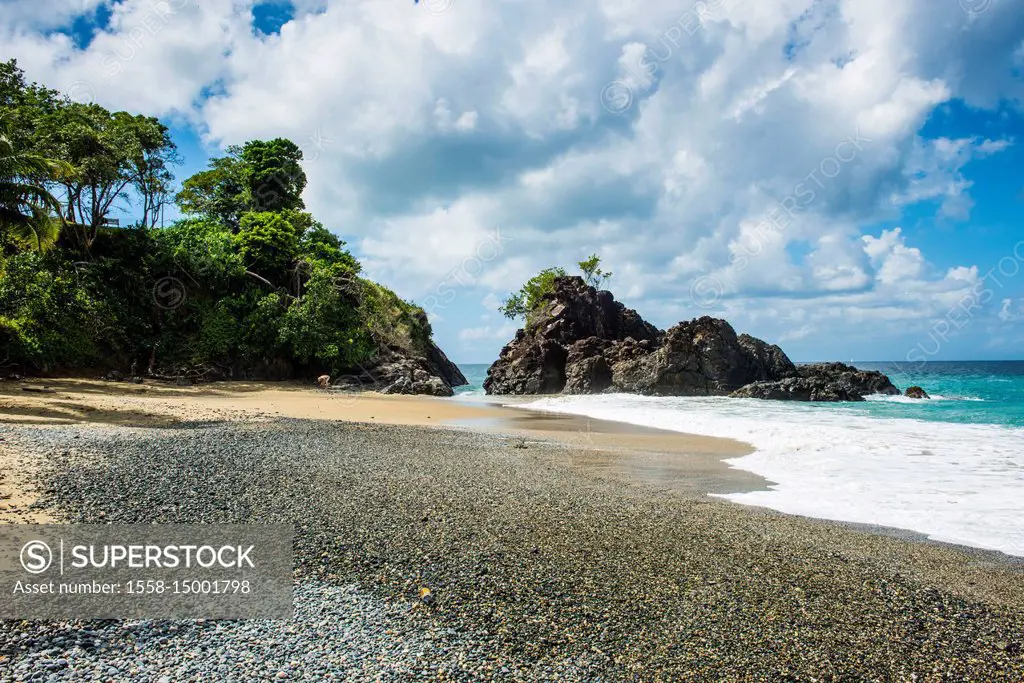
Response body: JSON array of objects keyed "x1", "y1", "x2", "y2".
[{"x1": 904, "y1": 386, "x2": 930, "y2": 399}]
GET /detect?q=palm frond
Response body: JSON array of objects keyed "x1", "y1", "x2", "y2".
[{"x1": 0, "y1": 125, "x2": 69, "y2": 251}]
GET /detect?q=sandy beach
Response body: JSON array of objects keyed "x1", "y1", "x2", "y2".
[
  {"x1": 0, "y1": 377, "x2": 762, "y2": 511},
  {"x1": 1, "y1": 378, "x2": 1023, "y2": 680}
]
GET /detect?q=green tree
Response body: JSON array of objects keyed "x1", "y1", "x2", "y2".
[
  {"x1": 35, "y1": 104, "x2": 177, "y2": 248},
  {"x1": 0, "y1": 59, "x2": 61, "y2": 151},
  {"x1": 499, "y1": 256, "x2": 615, "y2": 320},
  {"x1": 154, "y1": 217, "x2": 245, "y2": 287},
  {"x1": 175, "y1": 154, "x2": 248, "y2": 230},
  {"x1": 241, "y1": 138, "x2": 306, "y2": 213},
  {"x1": 279, "y1": 260, "x2": 372, "y2": 372},
  {"x1": 499, "y1": 266, "x2": 567, "y2": 320},
  {"x1": 0, "y1": 121, "x2": 69, "y2": 250},
  {"x1": 578, "y1": 253, "x2": 612, "y2": 289},
  {"x1": 299, "y1": 222, "x2": 361, "y2": 271},
  {"x1": 0, "y1": 65, "x2": 456, "y2": 384},
  {"x1": 175, "y1": 138, "x2": 306, "y2": 228},
  {"x1": 126, "y1": 115, "x2": 179, "y2": 227},
  {"x1": 235, "y1": 211, "x2": 299, "y2": 282}
]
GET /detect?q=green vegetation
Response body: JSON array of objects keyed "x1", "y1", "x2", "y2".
[
  {"x1": 499, "y1": 254, "x2": 613, "y2": 320},
  {"x1": 0, "y1": 120, "x2": 69, "y2": 251},
  {"x1": 578, "y1": 253, "x2": 612, "y2": 289},
  {"x1": 0, "y1": 60, "x2": 433, "y2": 378}
]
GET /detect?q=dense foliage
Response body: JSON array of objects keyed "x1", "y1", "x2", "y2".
[
  {"x1": 0, "y1": 60, "x2": 432, "y2": 378},
  {"x1": 500, "y1": 254, "x2": 613, "y2": 320}
]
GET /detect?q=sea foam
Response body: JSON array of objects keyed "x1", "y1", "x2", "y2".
[{"x1": 520, "y1": 393, "x2": 1024, "y2": 557}]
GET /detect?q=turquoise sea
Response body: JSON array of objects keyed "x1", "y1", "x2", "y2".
[
  {"x1": 459, "y1": 361, "x2": 1024, "y2": 427},
  {"x1": 457, "y1": 361, "x2": 1024, "y2": 556}
]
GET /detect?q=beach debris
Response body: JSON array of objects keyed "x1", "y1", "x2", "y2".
[
  {"x1": 418, "y1": 587, "x2": 435, "y2": 606},
  {"x1": 317, "y1": 375, "x2": 331, "y2": 389}
]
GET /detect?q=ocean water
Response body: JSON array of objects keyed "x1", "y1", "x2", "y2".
[
  {"x1": 454, "y1": 363, "x2": 491, "y2": 396},
  {"x1": 456, "y1": 361, "x2": 1024, "y2": 557}
]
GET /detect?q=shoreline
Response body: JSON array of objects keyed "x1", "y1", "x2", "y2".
[
  {"x1": 3, "y1": 378, "x2": 1023, "y2": 567},
  {"x1": 0, "y1": 377, "x2": 766, "y2": 501},
  {"x1": 3, "y1": 377, "x2": 1024, "y2": 563}
]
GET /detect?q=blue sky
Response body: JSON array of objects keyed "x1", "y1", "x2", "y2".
[{"x1": 3, "y1": 0, "x2": 1023, "y2": 363}]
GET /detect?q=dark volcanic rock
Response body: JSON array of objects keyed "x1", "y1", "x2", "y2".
[
  {"x1": 731, "y1": 378, "x2": 864, "y2": 402},
  {"x1": 485, "y1": 277, "x2": 657, "y2": 395},
  {"x1": 564, "y1": 337, "x2": 613, "y2": 394},
  {"x1": 610, "y1": 318, "x2": 797, "y2": 396},
  {"x1": 738, "y1": 334, "x2": 798, "y2": 381},
  {"x1": 424, "y1": 340, "x2": 468, "y2": 388},
  {"x1": 905, "y1": 386, "x2": 931, "y2": 400},
  {"x1": 485, "y1": 337, "x2": 569, "y2": 395},
  {"x1": 485, "y1": 277, "x2": 902, "y2": 402},
  {"x1": 733, "y1": 362, "x2": 901, "y2": 402},
  {"x1": 485, "y1": 278, "x2": 798, "y2": 397},
  {"x1": 796, "y1": 362, "x2": 900, "y2": 397},
  {"x1": 331, "y1": 348, "x2": 457, "y2": 397},
  {"x1": 530, "y1": 277, "x2": 661, "y2": 347}
]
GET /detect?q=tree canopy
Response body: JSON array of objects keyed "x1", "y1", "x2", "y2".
[
  {"x1": 175, "y1": 138, "x2": 306, "y2": 231},
  {"x1": 0, "y1": 60, "x2": 433, "y2": 380},
  {"x1": 1, "y1": 60, "x2": 179, "y2": 250}
]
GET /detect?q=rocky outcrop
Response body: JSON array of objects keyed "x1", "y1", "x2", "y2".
[
  {"x1": 731, "y1": 363, "x2": 900, "y2": 402},
  {"x1": 424, "y1": 341, "x2": 469, "y2": 389},
  {"x1": 485, "y1": 277, "x2": 657, "y2": 395},
  {"x1": 739, "y1": 334, "x2": 799, "y2": 382},
  {"x1": 485, "y1": 277, "x2": 795, "y2": 398},
  {"x1": 485, "y1": 276, "x2": 910, "y2": 402},
  {"x1": 905, "y1": 386, "x2": 931, "y2": 399},
  {"x1": 564, "y1": 337, "x2": 613, "y2": 394},
  {"x1": 795, "y1": 363, "x2": 900, "y2": 396},
  {"x1": 328, "y1": 344, "x2": 465, "y2": 397},
  {"x1": 605, "y1": 318, "x2": 797, "y2": 396},
  {"x1": 730, "y1": 378, "x2": 864, "y2": 402},
  {"x1": 728, "y1": 364, "x2": 902, "y2": 402}
]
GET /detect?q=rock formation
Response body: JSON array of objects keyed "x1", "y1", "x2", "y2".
[
  {"x1": 795, "y1": 363, "x2": 900, "y2": 396},
  {"x1": 485, "y1": 276, "x2": 909, "y2": 402},
  {"x1": 905, "y1": 386, "x2": 931, "y2": 399},
  {"x1": 730, "y1": 378, "x2": 864, "y2": 402},
  {"x1": 329, "y1": 341, "x2": 467, "y2": 397},
  {"x1": 733, "y1": 363, "x2": 899, "y2": 402}
]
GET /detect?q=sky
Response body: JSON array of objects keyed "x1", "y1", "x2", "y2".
[{"x1": 1, "y1": 0, "x2": 1022, "y2": 364}]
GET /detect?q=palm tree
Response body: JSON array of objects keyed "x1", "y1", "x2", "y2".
[{"x1": 0, "y1": 123, "x2": 70, "y2": 251}]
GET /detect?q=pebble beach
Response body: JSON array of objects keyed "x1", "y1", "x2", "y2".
[{"x1": 0, "y1": 401, "x2": 1022, "y2": 681}]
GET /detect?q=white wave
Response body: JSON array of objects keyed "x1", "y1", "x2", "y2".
[
  {"x1": 521, "y1": 394, "x2": 1024, "y2": 557},
  {"x1": 864, "y1": 393, "x2": 984, "y2": 403}
]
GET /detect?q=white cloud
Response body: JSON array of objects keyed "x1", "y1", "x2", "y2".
[
  {"x1": 2, "y1": 0, "x2": 1022, "y2": 360},
  {"x1": 458, "y1": 324, "x2": 518, "y2": 343}
]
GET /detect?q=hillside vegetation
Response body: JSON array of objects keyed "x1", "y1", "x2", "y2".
[{"x1": 0, "y1": 60, "x2": 438, "y2": 382}]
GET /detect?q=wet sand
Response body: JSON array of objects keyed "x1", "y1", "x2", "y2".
[{"x1": 458, "y1": 407, "x2": 765, "y2": 495}]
